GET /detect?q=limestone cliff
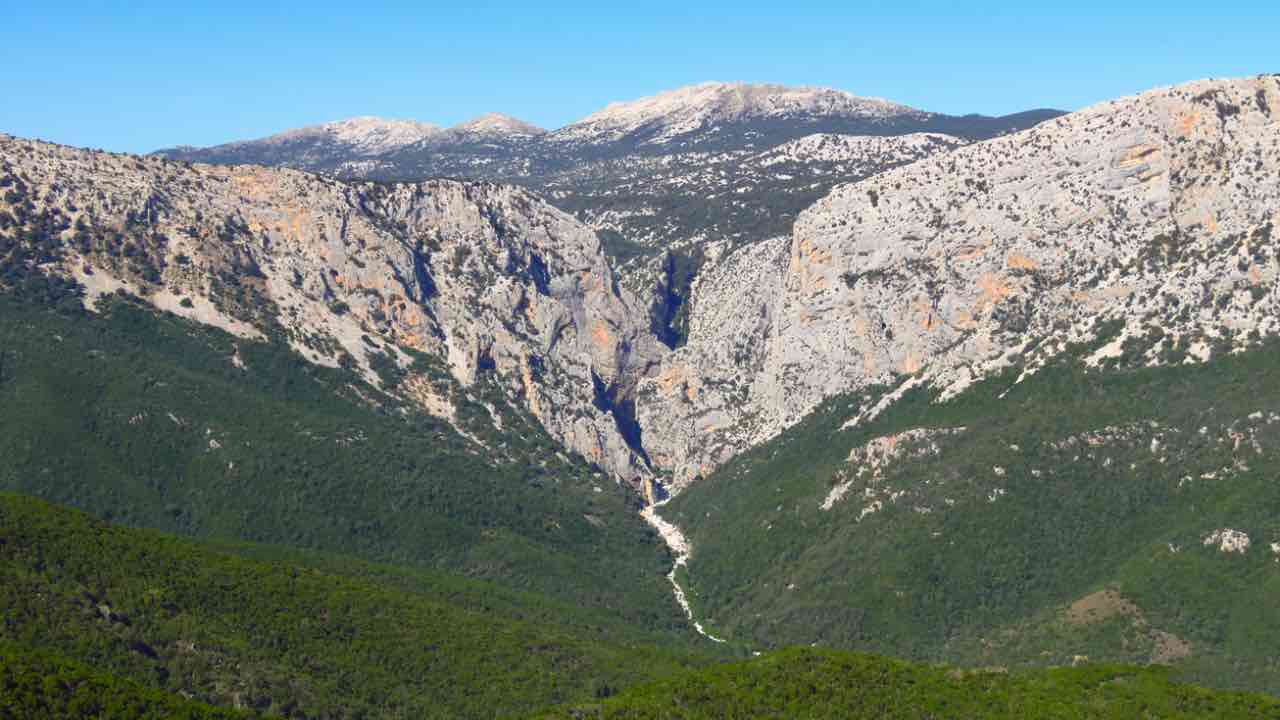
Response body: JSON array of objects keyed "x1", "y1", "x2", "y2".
[
  {"x1": 0, "y1": 135, "x2": 663, "y2": 482},
  {"x1": 639, "y1": 76, "x2": 1280, "y2": 489}
]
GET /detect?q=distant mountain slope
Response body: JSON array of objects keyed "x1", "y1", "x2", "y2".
[
  {"x1": 160, "y1": 116, "x2": 444, "y2": 170},
  {"x1": 153, "y1": 83, "x2": 1063, "y2": 309},
  {"x1": 538, "y1": 82, "x2": 1062, "y2": 159},
  {"x1": 544, "y1": 81, "x2": 927, "y2": 148},
  {"x1": 531, "y1": 647, "x2": 1280, "y2": 719},
  {"x1": 0, "y1": 494, "x2": 723, "y2": 719},
  {"x1": 159, "y1": 113, "x2": 549, "y2": 175}
]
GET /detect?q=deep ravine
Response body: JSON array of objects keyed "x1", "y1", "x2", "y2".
[{"x1": 640, "y1": 499, "x2": 726, "y2": 643}]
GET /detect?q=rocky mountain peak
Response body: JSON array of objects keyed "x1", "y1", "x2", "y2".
[
  {"x1": 276, "y1": 116, "x2": 443, "y2": 154},
  {"x1": 552, "y1": 81, "x2": 925, "y2": 144},
  {"x1": 451, "y1": 113, "x2": 547, "y2": 137}
]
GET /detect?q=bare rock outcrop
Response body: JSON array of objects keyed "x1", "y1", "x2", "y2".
[
  {"x1": 0, "y1": 136, "x2": 663, "y2": 481},
  {"x1": 639, "y1": 76, "x2": 1280, "y2": 489}
]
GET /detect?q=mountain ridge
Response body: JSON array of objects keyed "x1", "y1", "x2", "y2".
[
  {"x1": 153, "y1": 80, "x2": 1063, "y2": 162},
  {"x1": 638, "y1": 74, "x2": 1280, "y2": 487},
  {"x1": 1, "y1": 131, "x2": 664, "y2": 483},
  {"x1": 151, "y1": 82, "x2": 1064, "y2": 317},
  {"x1": 546, "y1": 81, "x2": 928, "y2": 145},
  {"x1": 152, "y1": 81, "x2": 997, "y2": 156}
]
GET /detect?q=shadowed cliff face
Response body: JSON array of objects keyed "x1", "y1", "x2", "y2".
[
  {"x1": 0, "y1": 135, "x2": 665, "y2": 483},
  {"x1": 638, "y1": 76, "x2": 1280, "y2": 489}
]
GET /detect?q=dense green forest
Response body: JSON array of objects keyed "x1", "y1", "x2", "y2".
[
  {"x1": 0, "y1": 493, "x2": 725, "y2": 718},
  {"x1": 0, "y1": 289, "x2": 690, "y2": 635},
  {"x1": 665, "y1": 328, "x2": 1280, "y2": 693},
  {"x1": 532, "y1": 647, "x2": 1280, "y2": 719},
  {"x1": 0, "y1": 640, "x2": 250, "y2": 720},
  {"x1": 3, "y1": 495, "x2": 1275, "y2": 719}
]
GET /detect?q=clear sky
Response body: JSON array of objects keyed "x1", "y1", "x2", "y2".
[{"x1": 3, "y1": 1, "x2": 1276, "y2": 153}]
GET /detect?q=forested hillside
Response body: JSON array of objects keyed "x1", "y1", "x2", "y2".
[
  {"x1": 0, "y1": 493, "x2": 724, "y2": 718},
  {"x1": 4, "y1": 494, "x2": 1275, "y2": 719},
  {"x1": 0, "y1": 289, "x2": 684, "y2": 633},
  {"x1": 531, "y1": 647, "x2": 1280, "y2": 719},
  {"x1": 664, "y1": 329, "x2": 1280, "y2": 693},
  {"x1": 1, "y1": 641, "x2": 250, "y2": 720}
]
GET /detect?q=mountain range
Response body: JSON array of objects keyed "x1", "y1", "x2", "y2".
[
  {"x1": 156, "y1": 82, "x2": 1061, "y2": 170},
  {"x1": 4, "y1": 75, "x2": 1280, "y2": 717},
  {"x1": 156, "y1": 82, "x2": 1065, "y2": 343}
]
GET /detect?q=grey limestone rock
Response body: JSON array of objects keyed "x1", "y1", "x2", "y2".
[
  {"x1": 0, "y1": 136, "x2": 663, "y2": 483},
  {"x1": 638, "y1": 76, "x2": 1280, "y2": 490}
]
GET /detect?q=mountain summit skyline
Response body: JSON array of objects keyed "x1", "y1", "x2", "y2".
[
  {"x1": 5, "y1": 3, "x2": 1275, "y2": 153},
  {"x1": 153, "y1": 80, "x2": 1059, "y2": 156}
]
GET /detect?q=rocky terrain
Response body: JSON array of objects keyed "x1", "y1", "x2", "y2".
[
  {"x1": 0, "y1": 134, "x2": 663, "y2": 482},
  {"x1": 536, "y1": 131, "x2": 969, "y2": 299},
  {"x1": 10, "y1": 76, "x2": 1280, "y2": 497},
  {"x1": 6, "y1": 74, "x2": 1280, "y2": 711},
  {"x1": 156, "y1": 83, "x2": 1061, "y2": 312},
  {"x1": 160, "y1": 116, "x2": 446, "y2": 171},
  {"x1": 639, "y1": 75, "x2": 1280, "y2": 488}
]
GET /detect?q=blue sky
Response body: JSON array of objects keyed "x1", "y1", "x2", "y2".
[{"x1": 2, "y1": 1, "x2": 1276, "y2": 153}]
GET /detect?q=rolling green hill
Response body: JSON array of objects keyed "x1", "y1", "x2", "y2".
[
  {"x1": 0, "y1": 493, "x2": 724, "y2": 719},
  {"x1": 0, "y1": 640, "x2": 250, "y2": 720},
  {"x1": 4, "y1": 495, "x2": 1272, "y2": 719},
  {"x1": 531, "y1": 647, "x2": 1280, "y2": 719},
  {"x1": 663, "y1": 329, "x2": 1280, "y2": 693}
]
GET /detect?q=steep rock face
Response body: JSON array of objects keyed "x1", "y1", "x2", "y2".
[
  {"x1": 153, "y1": 85, "x2": 1059, "y2": 300},
  {"x1": 542, "y1": 132, "x2": 969, "y2": 301},
  {"x1": 635, "y1": 235, "x2": 790, "y2": 477},
  {"x1": 639, "y1": 76, "x2": 1280, "y2": 489},
  {"x1": 0, "y1": 135, "x2": 662, "y2": 481}
]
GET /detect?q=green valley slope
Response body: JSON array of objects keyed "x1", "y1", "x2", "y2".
[
  {"x1": 663, "y1": 330, "x2": 1280, "y2": 693},
  {"x1": 0, "y1": 493, "x2": 723, "y2": 718},
  {"x1": 531, "y1": 647, "x2": 1280, "y2": 719},
  {"x1": 0, "y1": 288, "x2": 684, "y2": 635},
  {"x1": 3, "y1": 494, "x2": 1272, "y2": 719}
]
